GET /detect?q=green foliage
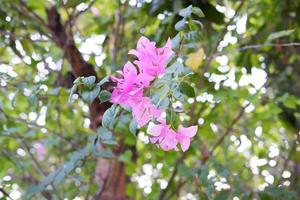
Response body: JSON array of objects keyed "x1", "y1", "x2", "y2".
[{"x1": 0, "y1": 0, "x2": 300, "y2": 199}]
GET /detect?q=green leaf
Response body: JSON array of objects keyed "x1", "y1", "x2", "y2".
[
  {"x1": 73, "y1": 77, "x2": 82, "y2": 84},
  {"x1": 102, "y1": 105, "x2": 119, "y2": 129},
  {"x1": 97, "y1": 75, "x2": 110, "y2": 86},
  {"x1": 175, "y1": 18, "x2": 186, "y2": 31},
  {"x1": 166, "y1": 109, "x2": 176, "y2": 124},
  {"x1": 26, "y1": 145, "x2": 92, "y2": 196},
  {"x1": 192, "y1": 7, "x2": 205, "y2": 17},
  {"x1": 82, "y1": 85, "x2": 101, "y2": 102},
  {"x1": 215, "y1": 190, "x2": 230, "y2": 200},
  {"x1": 118, "y1": 150, "x2": 132, "y2": 164},
  {"x1": 20, "y1": 39, "x2": 33, "y2": 55},
  {"x1": 166, "y1": 61, "x2": 185, "y2": 74},
  {"x1": 179, "y1": 82, "x2": 195, "y2": 97},
  {"x1": 99, "y1": 90, "x2": 111, "y2": 103},
  {"x1": 65, "y1": 0, "x2": 88, "y2": 8},
  {"x1": 48, "y1": 87, "x2": 61, "y2": 95},
  {"x1": 277, "y1": 93, "x2": 298, "y2": 109},
  {"x1": 191, "y1": 20, "x2": 203, "y2": 28},
  {"x1": 25, "y1": 130, "x2": 37, "y2": 137},
  {"x1": 267, "y1": 29, "x2": 294, "y2": 41},
  {"x1": 179, "y1": 5, "x2": 193, "y2": 18},
  {"x1": 97, "y1": 126, "x2": 113, "y2": 141},
  {"x1": 172, "y1": 33, "x2": 181, "y2": 48},
  {"x1": 68, "y1": 85, "x2": 77, "y2": 103},
  {"x1": 94, "y1": 150, "x2": 115, "y2": 158},
  {"x1": 129, "y1": 118, "x2": 138, "y2": 136},
  {"x1": 157, "y1": 98, "x2": 169, "y2": 110},
  {"x1": 81, "y1": 76, "x2": 96, "y2": 87}
]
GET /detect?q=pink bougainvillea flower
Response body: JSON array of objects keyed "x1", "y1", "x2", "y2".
[
  {"x1": 34, "y1": 143, "x2": 46, "y2": 161},
  {"x1": 110, "y1": 62, "x2": 151, "y2": 106},
  {"x1": 129, "y1": 36, "x2": 174, "y2": 77},
  {"x1": 132, "y1": 97, "x2": 163, "y2": 127},
  {"x1": 176, "y1": 125, "x2": 198, "y2": 152},
  {"x1": 148, "y1": 123, "x2": 178, "y2": 151},
  {"x1": 90, "y1": 6, "x2": 99, "y2": 16}
]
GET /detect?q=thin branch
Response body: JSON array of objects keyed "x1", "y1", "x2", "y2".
[
  {"x1": 0, "y1": 107, "x2": 79, "y2": 149},
  {"x1": 203, "y1": 0, "x2": 246, "y2": 74},
  {"x1": 65, "y1": 0, "x2": 97, "y2": 29},
  {"x1": 158, "y1": 154, "x2": 185, "y2": 200},
  {"x1": 0, "y1": 187, "x2": 13, "y2": 200},
  {"x1": 213, "y1": 42, "x2": 300, "y2": 58},
  {"x1": 209, "y1": 103, "x2": 248, "y2": 156},
  {"x1": 277, "y1": 131, "x2": 300, "y2": 184},
  {"x1": 19, "y1": 137, "x2": 62, "y2": 200}
]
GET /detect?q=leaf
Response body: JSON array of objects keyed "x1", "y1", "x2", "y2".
[
  {"x1": 215, "y1": 190, "x2": 230, "y2": 200},
  {"x1": 68, "y1": 85, "x2": 77, "y2": 103},
  {"x1": 175, "y1": 18, "x2": 186, "y2": 31},
  {"x1": 20, "y1": 39, "x2": 33, "y2": 55},
  {"x1": 25, "y1": 130, "x2": 37, "y2": 137},
  {"x1": 157, "y1": 98, "x2": 169, "y2": 110},
  {"x1": 179, "y1": 82, "x2": 195, "y2": 97},
  {"x1": 171, "y1": 33, "x2": 181, "y2": 48},
  {"x1": 191, "y1": 20, "x2": 203, "y2": 28},
  {"x1": 129, "y1": 118, "x2": 138, "y2": 136},
  {"x1": 179, "y1": 5, "x2": 193, "y2": 18},
  {"x1": 82, "y1": 85, "x2": 101, "y2": 103},
  {"x1": 185, "y1": 48, "x2": 204, "y2": 71},
  {"x1": 48, "y1": 87, "x2": 61, "y2": 95},
  {"x1": 166, "y1": 109, "x2": 176, "y2": 124},
  {"x1": 94, "y1": 150, "x2": 115, "y2": 158},
  {"x1": 166, "y1": 62, "x2": 184, "y2": 74},
  {"x1": 118, "y1": 150, "x2": 132, "y2": 164},
  {"x1": 102, "y1": 105, "x2": 119, "y2": 129},
  {"x1": 81, "y1": 76, "x2": 96, "y2": 87},
  {"x1": 97, "y1": 126, "x2": 113, "y2": 141},
  {"x1": 97, "y1": 75, "x2": 110, "y2": 86},
  {"x1": 65, "y1": 0, "x2": 88, "y2": 8},
  {"x1": 277, "y1": 93, "x2": 298, "y2": 109},
  {"x1": 192, "y1": 7, "x2": 205, "y2": 18},
  {"x1": 99, "y1": 90, "x2": 111, "y2": 103},
  {"x1": 26, "y1": 145, "x2": 92, "y2": 196},
  {"x1": 267, "y1": 29, "x2": 294, "y2": 41},
  {"x1": 73, "y1": 77, "x2": 82, "y2": 84}
]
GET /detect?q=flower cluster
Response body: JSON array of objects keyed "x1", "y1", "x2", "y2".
[{"x1": 110, "y1": 36, "x2": 197, "y2": 152}]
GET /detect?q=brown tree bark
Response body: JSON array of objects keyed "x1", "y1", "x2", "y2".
[{"x1": 46, "y1": 7, "x2": 128, "y2": 200}]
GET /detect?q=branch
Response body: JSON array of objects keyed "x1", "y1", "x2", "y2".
[
  {"x1": 19, "y1": 137, "x2": 62, "y2": 200},
  {"x1": 277, "y1": 131, "x2": 300, "y2": 184},
  {"x1": 158, "y1": 154, "x2": 185, "y2": 200},
  {"x1": 0, "y1": 107, "x2": 79, "y2": 149},
  {"x1": 0, "y1": 187, "x2": 13, "y2": 200},
  {"x1": 213, "y1": 42, "x2": 300, "y2": 58},
  {"x1": 203, "y1": 0, "x2": 246, "y2": 74},
  {"x1": 65, "y1": 0, "x2": 97, "y2": 29},
  {"x1": 208, "y1": 103, "x2": 248, "y2": 156}
]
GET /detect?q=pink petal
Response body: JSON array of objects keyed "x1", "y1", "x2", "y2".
[
  {"x1": 150, "y1": 137, "x2": 159, "y2": 144},
  {"x1": 128, "y1": 49, "x2": 138, "y2": 56},
  {"x1": 147, "y1": 124, "x2": 163, "y2": 136},
  {"x1": 178, "y1": 137, "x2": 191, "y2": 152},
  {"x1": 160, "y1": 130, "x2": 178, "y2": 151},
  {"x1": 178, "y1": 125, "x2": 198, "y2": 138}
]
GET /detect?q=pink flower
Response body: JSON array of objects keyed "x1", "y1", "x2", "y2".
[
  {"x1": 132, "y1": 97, "x2": 163, "y2": 127},
  {"x1": 34, "y1": 143, "x2": 46, "y2": 161},
  {"x1": 110, "y1": 62, "x2": 152, "y2": 106},
  {"x1": 176, "y1": 125, "x2": 198, "y2": 152},
  {"x1": 148, "y1": 123, "x2": 178, "y2": 151},
  {"x1": 129, "y1": 36, "x2": 173, "y2": 77},
  {"x1": 91, "y1": 6, "x2": 99, "y2": 16}
]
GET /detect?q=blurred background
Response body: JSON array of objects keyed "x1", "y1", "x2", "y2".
[{"x1": 0, "y1": 0, "x2": 300, "y2": 199}]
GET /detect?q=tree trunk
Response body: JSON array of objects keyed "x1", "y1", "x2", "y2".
[{"x1": 46, "y1": 7, "x2": 128, "y2": 200}]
